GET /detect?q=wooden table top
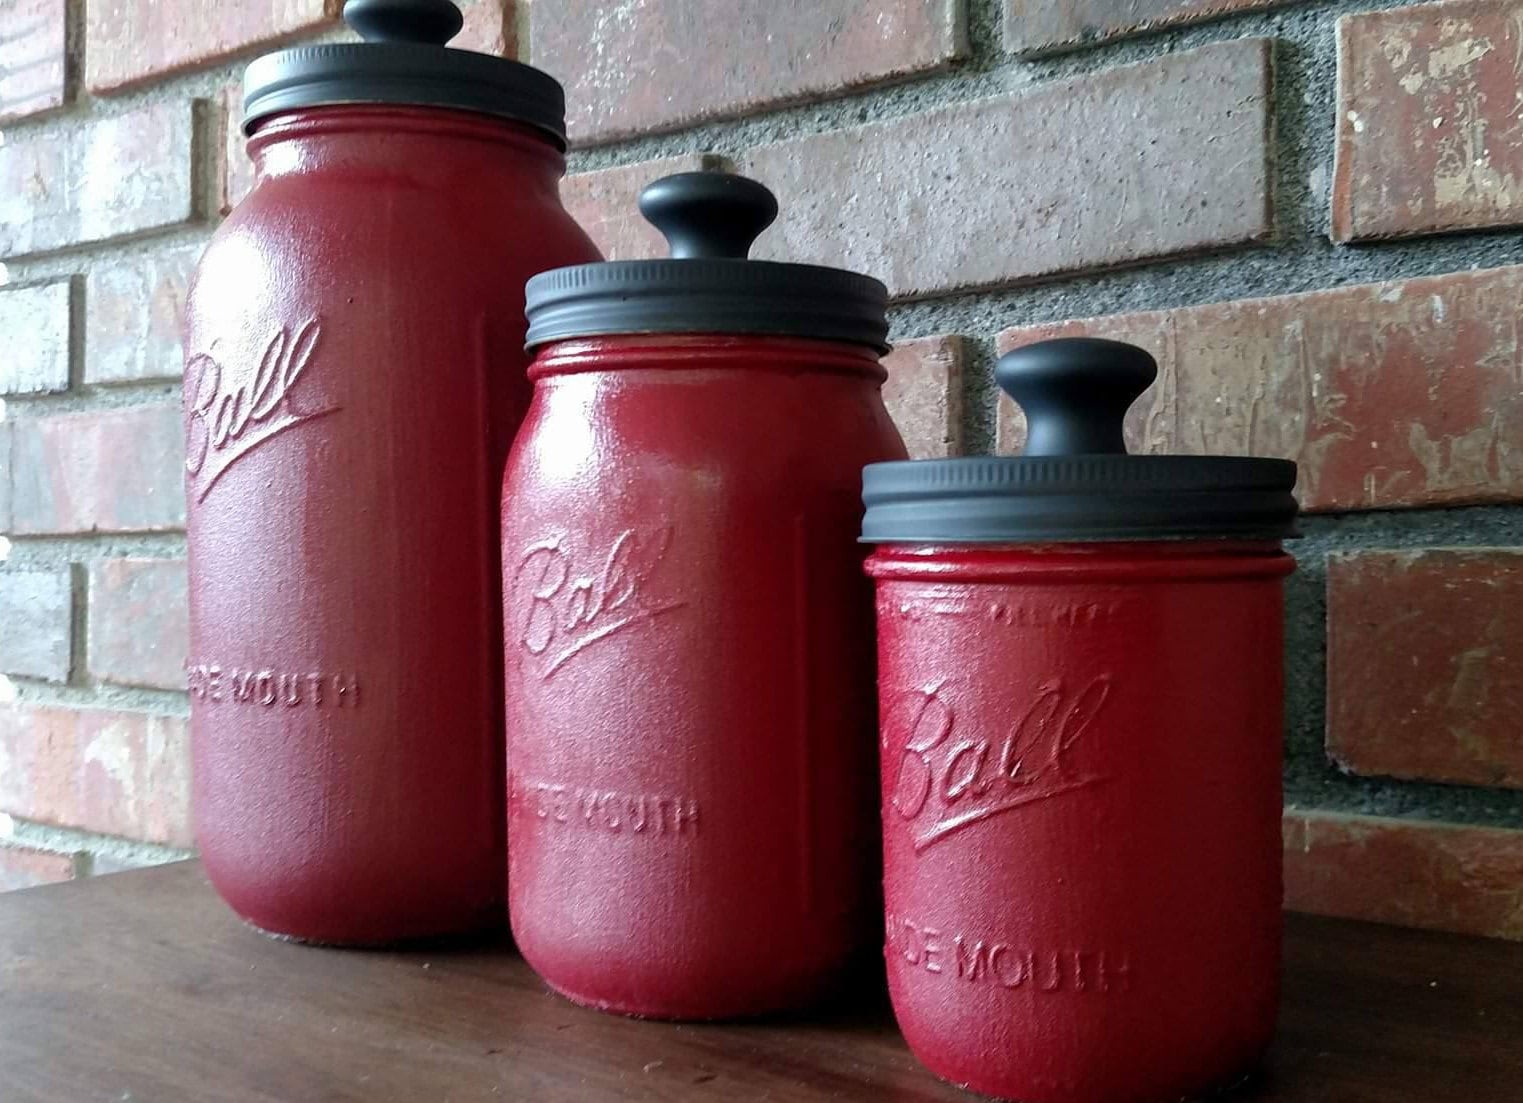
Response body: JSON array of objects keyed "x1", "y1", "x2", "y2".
[{"x1": 2, "y1": 862, "x2": 1519, "y2": 1102}]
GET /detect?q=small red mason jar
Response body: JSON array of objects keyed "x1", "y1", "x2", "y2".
[
  {"x1": 862, "y1": 339, "x2": 1299, "y2": 1103},
  {"x1": 181, "y1": 0, "x2": 599, "y2": 944},
  {"x1": 502, "y1": 172, "x2": 907, "y2": 1018}
]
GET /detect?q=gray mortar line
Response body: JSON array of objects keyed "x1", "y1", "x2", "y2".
[
  {"x1": 9, "y1": 677, "x2": 189, "y2": 715},
  {"x1": 3, "y1": 814, "x2": 194, "y2": 868},
  {"x1": 3, "y1": 533, "x2": 187, "y2": 566}
]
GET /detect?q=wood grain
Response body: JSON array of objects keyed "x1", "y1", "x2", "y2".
[{"x1": 1, "y1": 862, "x2": 1520, "y2": 1102}]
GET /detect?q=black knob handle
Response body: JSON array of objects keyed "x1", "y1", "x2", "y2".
[
  {"x1": 344, "y1": 0, "x2": 463, "y2": 44},
  {"x1": 638, "y1": 172, "x2": 778, "y2": 259},
  {"x1": 996, "y1": 338, "x2": 1156, "y2": 457}
]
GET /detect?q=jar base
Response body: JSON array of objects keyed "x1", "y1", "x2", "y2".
[
  {"x1": 537, "y1": 972, "x2": 842, "y2": 1023},
  {"x1": 237, "y1": 915, "x2": 502, "y2": 951}
]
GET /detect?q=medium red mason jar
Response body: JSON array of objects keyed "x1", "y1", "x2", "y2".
[
  {"x1": 862, "y1": 339, "x2": 1300, "y2": 1103},
  {"x1": 181, "y1": 0, "x2": 599, "y2": 944},
  {"x1": 503, "y1": 172, "x2": 908, "y2": 1018}
]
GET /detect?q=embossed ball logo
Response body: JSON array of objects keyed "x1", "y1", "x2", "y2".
[
  {"x1": 889, "y1": 676, "x2": 1113, "y2": 851},
  {"x1": 184, "y1": 319, "x2": 338, "y2": 501},
  {"x1": 512, "y1": 526, "x2": 686, "y2": 678}
]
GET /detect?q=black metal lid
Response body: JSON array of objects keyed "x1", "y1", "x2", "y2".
[
  {"x1": 243, "y1": 0, "x2": 566, "y2": 147},
  {"x1": 861, "y1": 338, "x2": 1300, "y2": 543},
  {"x1": 524, "y1": 172, "x2": 890, "y2": 352}
]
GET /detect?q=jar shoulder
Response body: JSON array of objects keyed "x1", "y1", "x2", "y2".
[
  {"x1": 188, "y1": 188, "x2": 598, "y2": 339},
  {"x1": 206, "y1": 175, "x2": 596, "y2": 269},
  {"x1": 504, "y1": 370, "x2": 906, "y2": 501}
]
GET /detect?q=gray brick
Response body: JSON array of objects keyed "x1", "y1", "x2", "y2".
[{"x1": 0, "y1": 568, "x2": 73, "y2": 682}]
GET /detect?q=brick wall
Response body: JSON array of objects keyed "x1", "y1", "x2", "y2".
[{"x1": 1, "y1": 0, "x2": 1520, "y2": 939}]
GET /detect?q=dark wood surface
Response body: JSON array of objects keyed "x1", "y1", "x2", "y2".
[{"x1": 1, "y1": 862, "x2": 1520, "y2": 1102}]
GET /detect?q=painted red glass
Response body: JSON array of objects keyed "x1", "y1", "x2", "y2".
[
  {"x1": 869, "y1": 541, "x2": 1294, "y2": 1103},
  {"x1": 502, "y1": 334, "x2": 907, "y2": 1017},
  {"x1": 182, "y1": 106, "x2": 599, "y2": 944}
]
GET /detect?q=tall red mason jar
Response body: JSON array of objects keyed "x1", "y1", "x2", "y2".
[
  {"x1": 181, "y1": 0, "x2": 599, "y2": 944},
  {"x1": 861, "y1": 339, "x2": 1299, "y2": 1103},
  {"x1": 502, "y1": 172, "x2": 907, "y2": 1017}
]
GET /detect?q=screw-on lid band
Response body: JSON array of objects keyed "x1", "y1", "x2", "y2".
[
  {"x1": 243, "y1": 0, "x2": 567, "y2": 147},
  {"x1": 861, "y1": 339, "x2": 1301, "y2": 544},
  {"x1": 525, "y1": 172, "x2": 890, "y2": 352}
]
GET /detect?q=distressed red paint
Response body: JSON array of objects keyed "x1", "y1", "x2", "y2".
[
  {"x1": 868, "y1": 542, "x2": 1293, "y2": 1103},
  {"x1": 502, "y1": 334, "x2": 906, "y2": 1017},
  {"x1": 182, "y1": 105, "x2": 599, "y2": 944}
]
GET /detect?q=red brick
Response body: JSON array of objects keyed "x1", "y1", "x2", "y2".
[
  {"x1": 1284, "y1": 811, "x2": 1523, "y2": 940},
  {"x1": 1005, "y1": 0, "x2": 1294, "y2": 55},
  {"x1": 6, "y1": 404, "x2": 186, "y2": 535},
  {"x1": 0, "y1": 103, "x2": 200, "y2": 261},
  {"x1": 87, "y1": 559, "x2": 189, "y2": 692},
  {"x1": 882, "y1": 336, "x2": 964, "y2": 460},
  {"x1": 0, "y1": 0, "x2": 67, "y2": 123},
  {"x1": 996, "y1": 263, "x2": 1523, "y2": 511},
  {"x1": 454, "y1": 0, "x2": 516, "y2": 56},
  {"x1": 86, "y1": 1, "x2": 341, "y2": 93},
  {"x1": 561, "y1": 154, "x2": 728, "y2": 261},
  {"x1": 0, "y1": 704, "x2": 192, "y2": 847},
  {"x1": 218, "y1": 81, "x2": 257, "y2": 216},
  {"x1": 746, "y1": 40, "x2": 1273, "y2": 301},
  {"x1": 0, "y1": 278, "x2": 72, "y2": 396},
  {"x1": 0, "y1": 568, "x2": 72, "y2": 683},
  {"x1": 534, "y1": 0, "x2": 966, "y2": 146},
  {"x1": 1333, "y1": 0, "x2": 1523, "y2": 242},
  {"x1": 84, "y1": 245, "x2": 201, "y2": 385},
  {"x1": 1327, "y1": 549, "x2": 1523, "y2": 790},
  {"x1": 0, "y1": 844, "x2": 79, "y2": 893}
]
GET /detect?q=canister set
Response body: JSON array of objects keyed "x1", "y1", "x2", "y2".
[{"x1": 182, "y1": 3, "x2": 1300, "y2": 1101}]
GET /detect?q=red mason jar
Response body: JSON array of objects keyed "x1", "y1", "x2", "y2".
[
  {"x1": 502, "y1": 172, "x2": 907, "y2": 1017},
  {"x1": 861, "y1": 339, "x2": 1299, "y2": 1103},
  {"x1": 181, "y1": 0, "x2": 599, "y2": 944}
]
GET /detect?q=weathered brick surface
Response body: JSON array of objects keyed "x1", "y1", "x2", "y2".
[
  {"x1": 0, "y1": 844, "x2": 78, "y2": 893},
  {"x1": 0, "y1": 704, "x2": 192, "y2": 847},
  {"x1": 1333, "y1": 0, "x2": 1523, "y2": 242},
  {"x1": 0, "y1": 0, "x2": 67, "y2": 123},
  {"x1": 0, "y1": 278, "x2": 72, "y2": 395},
  {"x1": 0, "y1": 103, "x2": 199, "y2": 260},
  {"x1": 1284, "y1": 811, "x2": 1523, "y2": 940},
  {"x1": 6, "y1": 404, "x2": 186, "y2": 535},
  {"x1": 455, "y1": 0, "x2": 516, "y2": 56},
  {"x1": 996, "y1": 263, "x2": 1523, "y2": 511},
  {"x1": 746, "y1": 40, "x2": 1273, "y2": 300},
  {"x1": 84, "y1": 245, "x2": 201, "y2": 385},
  {"x1": 0, "y1": 568, "x2": 71, "y2": 683},
  {"x1": 88, "y1": 559, "x2": 189, "y2": 692},
  {"x1": 1005, "y1": 0, "x2": 1292, "y2": 55},
  {"x1": 86, "y1": 0, "x2": 341, "y2": 93},
  {"x1": 561, "y1": 154, "x2": 728, "y2": 260},
  {"x1": 882, "y1": 336, "x2": 964, "y2": 459},
  {"x1": 218, "y1": 81, "x2": 258, "y2": 216},
  {"x1": 535, "y1": 0, "x2": 965, "y2": 145},
  {"x1": 1327, "y1": 549, "x2": 1523, "y2": 790}
]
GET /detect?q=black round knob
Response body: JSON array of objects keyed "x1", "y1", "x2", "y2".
[
  {"x1": 996, "y1": 338, "x2": 1157, "y2": 457},
  {"x1": 344, "y1": 0, "x2": 463, "y2": 44},
  {"x1": 638, "y1": 172, "x2": 779, "y2": 260}
]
